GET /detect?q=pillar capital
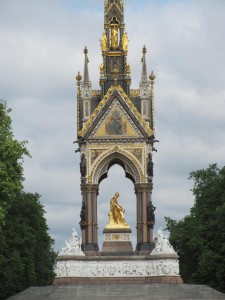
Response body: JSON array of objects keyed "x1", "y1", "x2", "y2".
[
  {"x1": 135, "y1": 183, "x2": 152, "y2": 193},
  {"x1": 81, "y1": 183, "x2": 99, "y2": 193}
]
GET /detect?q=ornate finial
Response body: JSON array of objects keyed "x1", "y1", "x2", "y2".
[
  {"x1": 142, "y1": 45, "x2": 147, "y2": 54},
  {"x1": 149, "y1": 70, "x2": 155, "y2": 82},
  {"x1": 76, "y1": 72, "x2": 82, "y2": 83},
  {"x1": 84, "y1": 46, "x2": 88, "y2": 54}
]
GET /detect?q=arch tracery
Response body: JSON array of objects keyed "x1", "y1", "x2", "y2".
[{"x1": 89, "y1": 147, "x2": 144, "y2": 185}]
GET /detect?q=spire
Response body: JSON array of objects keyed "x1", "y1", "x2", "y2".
[
  {"x1": 100, "y1": 0, "x2": 130, "y2": 97},
  {"x1": 81, "y1": 46, "x2": 92, "y2": 99},
  {"x1": 140, "y1": 46, "x2": 150, "y2": 98},
  {"x1": 83, "y1": 46, "x2": 90, "y2": 84},
  {"x1": 141, "y1": 46, "x2": 148, "y2": 82}
]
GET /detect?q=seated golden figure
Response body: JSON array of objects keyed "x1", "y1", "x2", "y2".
[{"x1": 107, "y1": 192, "x2": 129, "y2": 227}]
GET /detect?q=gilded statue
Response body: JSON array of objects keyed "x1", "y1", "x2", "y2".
[
  {"x1": 126, "y1": 63, "x2": 131, "y2": 75},
  {"x1": 122, "y1": 32, "x2": 128, "y2": 51},
  {"x1": 111, "y1": 26, "x2": 118, "y2": 49},
  {"x1": 101, "y1": 32, "x2": 108, "y2": 51},
  {"x1": 108, "y1": 192, "x2": 128, "y2": 226},
  {"x1": 99, "y1": 63, "x2": 104, "y2": 74}
]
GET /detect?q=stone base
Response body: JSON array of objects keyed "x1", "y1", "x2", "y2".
[
  {"x1": 81, "y1": 243, "x2": 100, "y2": 256},
  {"x1": 135, "y1": 242, "x2": 155, "y2": 255},
  {"x1": 54, "y1": 253, "x2": 182, "y2": 285},
  {"x1": 53, "y1": 275, "x2": 183, "y2": 285},
  {"x1": 102, "y1": 227, "x2": 133, "y2": 256},
  {"x1": 102, "y1": 241, "x2": 133, "y2": 256}
]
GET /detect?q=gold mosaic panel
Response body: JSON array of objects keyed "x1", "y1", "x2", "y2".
[{"x1": 94, "y1": 106, "x2": 138, "y2": 138}]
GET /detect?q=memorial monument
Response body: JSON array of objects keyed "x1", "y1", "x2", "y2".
[{"x1": 54, "y1": 0, "x2": 182, "y2": 285}]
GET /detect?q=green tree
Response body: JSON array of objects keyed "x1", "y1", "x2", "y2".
[
  {"x1": 0, "y1": 192, "x2": 56, "y2": 299},
  {"x1": 0, "y1": 102, "x2": 56, "y2": 299},
  {"x1": 0, "y1": 100, "x2": 29, "y2": 226},
  {"x1": 165, "y1": 164, "x2": 225, "y2": 293}
]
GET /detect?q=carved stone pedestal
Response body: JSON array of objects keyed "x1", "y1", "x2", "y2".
[
  {"x1": 54, "y1": 254, "x2": 183, "y2": 285},
  {"x1": 102, "y1": 227, "x2": 133, "y2": 256}
]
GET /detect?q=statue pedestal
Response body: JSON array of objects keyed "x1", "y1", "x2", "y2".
[
  {"x1": 102, "y1": 226, "x2": 133, "y2": 256},
  {"x1": 54, "y1": 253, "x2": 183, "y2": 285}
]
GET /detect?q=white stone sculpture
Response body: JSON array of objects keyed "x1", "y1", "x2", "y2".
[
  {"x1": 59, "y1": 228, "x2": 84, "y2": 256},
  {"x1": 151, "y1": 228, "x2": 177, "y2": 254}
]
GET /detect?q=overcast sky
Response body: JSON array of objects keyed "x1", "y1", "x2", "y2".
[{"x1": 1, "y1": 0, "x2": 225, "y2": 251}]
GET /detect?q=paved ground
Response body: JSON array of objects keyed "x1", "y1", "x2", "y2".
[{"x1": 7, "y1": 284, "x2": 225, "y2": 300}]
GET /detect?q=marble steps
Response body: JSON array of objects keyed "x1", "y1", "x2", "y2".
[{"x1": 8, "y1": 284, "x2": 225, "y2": 300}]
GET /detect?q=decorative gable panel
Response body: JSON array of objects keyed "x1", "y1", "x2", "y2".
[{"x1": 93, "y1": 103, "x2": 139, "y2": 138}]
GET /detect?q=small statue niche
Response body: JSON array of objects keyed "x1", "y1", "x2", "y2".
[
  {"x1": 110, "y1": 18, "x2": 120, "y2": 50},
  {"x1": 147, "y1": 153, "x2": 154, "y2": 177},
  {"x1": 101, "y1": 32, "x2": 108, "y2": 51},
  {"x1": 80, "y1": 154, "x2": 86, "y2": 177},
  {"x1": 79, "y1": 202, "x2": 87, "y2": 230},
  {"x1": 147, "y1": 201, "x2": 156, "y2": 224}
]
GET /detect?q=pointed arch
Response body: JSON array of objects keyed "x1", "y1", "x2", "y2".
[{"x1": 91, "y1": 148, "x2": 143, "y2": 185}]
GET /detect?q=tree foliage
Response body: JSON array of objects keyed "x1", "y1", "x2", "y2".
[
  {"x1": 165, "y1": 164, "x2": 225, "y2": 293},
  {"x1": 0, "y1": 192, "x2": 56, "y2": 299},
  {"x1": 0, "y1": 102, "x2": 56, "y2": 299},
  {"x1": 0, "y1": 100, "x2": 29, "y2": 226}
]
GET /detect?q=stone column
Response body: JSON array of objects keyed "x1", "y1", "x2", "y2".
[
  {"x1": 92, "y1": 186, "x2": 98, "y2": 245},
  {"x1": 136, "y1": 187, "x2": 141, "y2": 245},
  {"x1": 135, "y1": 183, "x2": 155, "y2": 255},
  {"x1": 80, "y1": 183, "x2": 99, "y2": 255}
]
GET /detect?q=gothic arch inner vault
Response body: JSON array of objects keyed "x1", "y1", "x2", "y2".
[{"x1": 91, "y1": 149, "x2": 143, "y2": 185}]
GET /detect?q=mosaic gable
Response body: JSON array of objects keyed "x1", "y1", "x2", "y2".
[{"x1": 93, "y1": 104, "x2": 138, "y2": 138}]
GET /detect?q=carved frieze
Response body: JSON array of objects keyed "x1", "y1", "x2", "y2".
[
  {"x1": 104, "y1": 233, "x2": 130, "y2": 241},
  {"x1": 55, "y1": 257, "x2": 180, "y2": 278}
]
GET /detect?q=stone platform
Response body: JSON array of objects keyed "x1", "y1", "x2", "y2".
[{"x1": 8, "y1": 284, "x2": 225, "y2": 299}]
